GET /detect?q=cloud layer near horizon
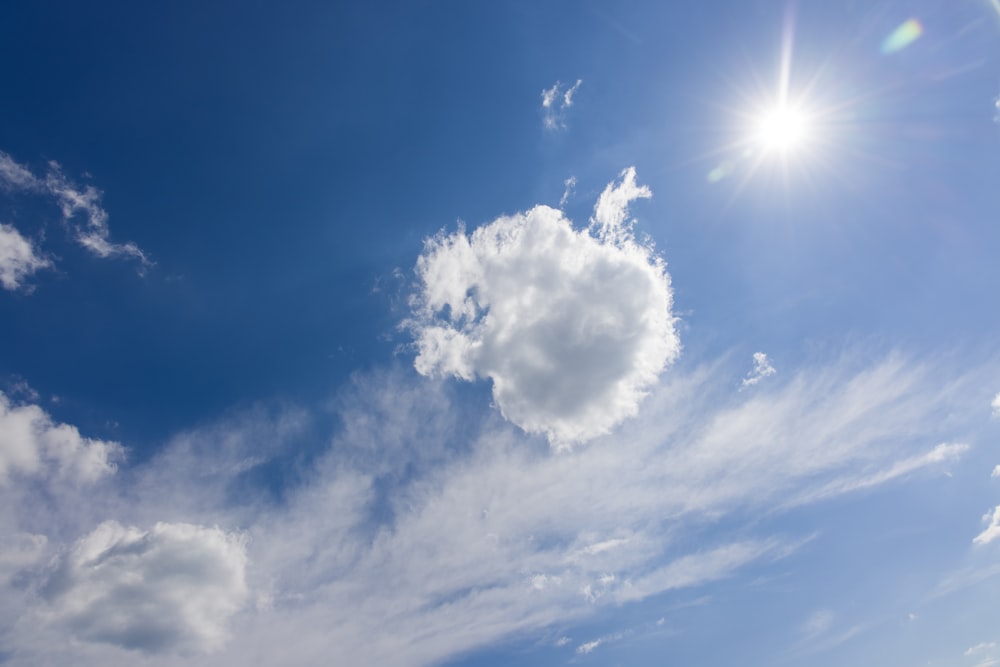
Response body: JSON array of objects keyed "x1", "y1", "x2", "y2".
[
  {"x1": 409, "y1": 167, "x2": 678, "y2": 445},
  {"x1": 0, "y1": 349, "x2": 983, "y2": 666}
]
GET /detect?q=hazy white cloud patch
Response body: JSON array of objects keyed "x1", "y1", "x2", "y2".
[
  {"x1": 0, "y1": 151, "x2": 41, "y2": 191},
  {"x1": 615, "y1": 539, "x2": 794, "y2": 603},
  {"x1": 41, "y1": 520, "x2": 248, "y2": 655},
  {"x1": 967, "y1": 642, "x2": 998, "y2": 656},
  {"x1": 408, "y1": 167, "x2": 678, "y2": 445},
  {"x1": 973, "y1": 506, "x2": 1000, "y2": 546},
  {"x1": 992, "y1": 465, "x2": 1000, "y2": 479},
  {"x1": 0, "y1": 392, "x2": 123, "y2": 485},
  {"x1": 802, "y1": 609, "x2": 835, "y2": 638},
  {"x1": 0, "y1": 223, "x2": 50, "y2": 290},
  {"x1": 992, "y1": 391, "x2": 1000, "y2": 416},
  {"x1": 559, "y1": 175, "x2": 576, "y2": 207},
  {"x1": 742, "y1": 351, "x2": 776, "y2": 387},
  {"x1": 541, "y1": 79, "x2": 582, "y2": 129},
  {"x1": 966, "y1": 642, "x2": 1000, "y2": 667},
  {"x1": 0, "y1": 350, "x2": 987, "y2": 666}
]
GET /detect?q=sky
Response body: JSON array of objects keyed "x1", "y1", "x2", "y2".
[{"x1": 1, "y1": 0, "x2": 1000, "y2": 665}]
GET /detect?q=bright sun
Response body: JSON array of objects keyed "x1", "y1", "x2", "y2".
[{"x1": 755, "y1": 105, "x2": 809, "y2": 153}]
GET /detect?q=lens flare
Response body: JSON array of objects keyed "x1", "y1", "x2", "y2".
[{"x1": 881, "y1": 19, "x2": 923, "y2": 54}]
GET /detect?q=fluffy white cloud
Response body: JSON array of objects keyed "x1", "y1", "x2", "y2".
[
  {"x1": 0, "y1": 392, "x2": 122, "y2": 484},
  {"x1": 973, "y1": 506, "x2": 1000, "y2": 546},
  {"x1": 541, "y1": 79, "x2": 582, "y2": 129},
  {"x1": 742, "y1": 351, "x2": 776, "y2": 387},
  {"x1": 409, "y1": 167, "x2": 678, "y2": 444},
  {"x1": 992, "y1": 391, "x2": 1000, "y2": 416},
  {"x1": 42, "y1": 520, "x2": 248, "y2": 654},
  {"x1": 992, "y1": 465, "x2": 1000, "y2": 479},
  {"x1": 0, "y1": 223, "x2": 50, "y2": 290}
]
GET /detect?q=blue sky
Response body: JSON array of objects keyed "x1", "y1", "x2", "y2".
[{"x1": 1, "y1": 0, "x2": 1000, "y2": 664}]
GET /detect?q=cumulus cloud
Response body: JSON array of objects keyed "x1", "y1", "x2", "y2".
[
  {"x1": 0, "y1": 150, "x2": 150, "y2": 270},
  {"x1": 742, "y1": 351, "x2": 776, "y2": 387},
  {"x1": 973, "y1": 506, "x2": 1000, "y2": 546},
  {"x1": 541, "y1": 79, "x2": 582, "y2": 129},
  {"x1": 0, "y1": 392, "x2": 123, "y2": 485},
  {"x1": 408, "y1": 167, "x2": 678, "y2": 444},
  {"x1": 0, "y1": 223, "x2": 50, "y2": 290},
  {"x1": 42, "y1": 520, "x2": 248, "y2": 654}
]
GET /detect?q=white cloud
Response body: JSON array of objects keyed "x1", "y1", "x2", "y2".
[
  {"x1": 408, "y1": 167, "x2": 678, "y2": 445},
  {"x1": 0, "y1": 392, "x2": 123, "y2": 485},
  {"x1": 615, "y1": 539, "x2": 792, "y2": 603},
  {"x1": 992, "y1": 391, "x2": 1000, "y2": 416},
  {"x1": 0, "y1": 150, "x2": 150, "y2": 270},
  {"x1": 802, "y1": 609, "x2": 835, "y2": 638},
  {"x1": 42, "y1": 520, "x2": 248, "y2": 654},
  {"x1": 559, "y1": 175, "x2": 576, "y2": 207},
  {"x1": 0, "y1": 350, "x2": 976, "y2": 667},
  {"x1": 576, "y1": 631, "x2": 623, "y2": 655},
  {"x1": 563, "y1": 79, "x2": 582, "y2": 107},
  {"x1": 967, "y1": 642, "x2": 998, "y2": 656},
  {"x1": 590, "y1": 166, "x2": 652, "y2": 244},
  {"x1": 541, "y1": 79, "x2": 582, "y2": 129},
  {"x1": 973, "y1": 506, "x2": 1000, "y2": 546},
  {"x1": 0, "y1": 151, "x2": 41, "y2": 190},
  {"x1": 44, "y1": 164, "x2": 150, "y2": 265},
  {"x1": 991, "y1": 465, "x2": 1000, "y2": 479},
  {"x1": 0, "y1": 532, "x2": 48, "y2": 581},
  {"x1": 742, "y1": 351, "x2": 776, "y2": 387},
  {"x1": 0, "y1": 223, "x2": 50, "y2": 290}
]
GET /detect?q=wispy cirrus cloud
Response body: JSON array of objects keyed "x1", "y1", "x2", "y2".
[
  {"x1": 0, "y1": 349, "x2": 984, "y2": 666},
  {"x1": 541, "y1": 79, "x2": 582, "y2": 130},
  {"x1": 44, "y1": 163, "x2": 150, "y2": 265},
  {"x1": 0, "y1": 150, "x2": 151, "y2": 276},
  {"x1": 973, "y1": 506, "x2": 1000, "y2": 546}
]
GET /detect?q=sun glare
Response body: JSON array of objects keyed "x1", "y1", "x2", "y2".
[{"x1": 755, "y1": 105, "x2": 809, "y2": 153}]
